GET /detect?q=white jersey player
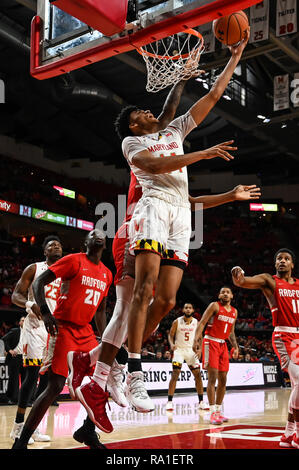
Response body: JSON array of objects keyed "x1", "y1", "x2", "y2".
[
  {"x1": 166, "y1": 303, "x2": 208, "y2": 411},
  {"x1": 115, "y1": 29, "x2": 249, "y2": 414},
  {"x1": 10, "y1": 236, "x2": 62, "y2": 444}
]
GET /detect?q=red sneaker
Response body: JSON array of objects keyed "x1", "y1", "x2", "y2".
[
  {"x1": 219, "y1": 414, "x2": 228, "y2": 422},
  {"x1": 76, "y1": 379, "x2": 113, "y2": 433},
  {"x1": 210, "y1": 411, "x2": 223, "y2": 425},
  {"x1": 67, "y1": 351, "x2": 90, "y2": 400},
  {"x1": 291, "y1": 435, "x2": 299, "y2": 449},
  {"x1": 279, "y1": 433, "x2": 295, "y2": 448}
]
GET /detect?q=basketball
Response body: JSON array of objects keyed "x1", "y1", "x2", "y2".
[{"x1": 213, "y1": 11, "x2": 249, "y2": 46}]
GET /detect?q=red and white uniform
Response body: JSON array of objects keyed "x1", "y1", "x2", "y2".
[
  {"x1": 271, "y1": 275, "x2": 299, "y2": 371},
  {"x1": 122, "y1": 112, "x2": 196, "y2": 265},
  {"x1": 112, "y1": 171, "x2": 142, "y2": 285},
  {"x1": 40, "y1": 253, "x2": 112, "y2": 377},
  {"x1": 202, "y1": 302, "x2": 237, "y2": 372},
  {"x1": 23, "y1": 261, "x2": 61, "y2": 366},
  {"x1": 172, "y1": 316, "x2": 200, "y2": 369}
]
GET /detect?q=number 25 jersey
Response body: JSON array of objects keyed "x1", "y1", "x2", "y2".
[{"x1": 49, "y1": 253, "x2": 112, "y2": 325}]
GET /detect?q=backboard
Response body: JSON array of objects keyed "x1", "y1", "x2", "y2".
[{"x1": 31, "y1": 0, "x2": 261, "y2": 80}]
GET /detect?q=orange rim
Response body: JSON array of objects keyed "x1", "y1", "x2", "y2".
[{"x1": 136, "y1": 28, "x2": 204, "y2": 61}]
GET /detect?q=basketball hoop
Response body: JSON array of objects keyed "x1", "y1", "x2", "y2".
[{"x1": 136, "y1": 29, "x2": 204, "y2": 93}]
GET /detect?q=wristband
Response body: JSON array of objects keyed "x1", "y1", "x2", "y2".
[
  {"x1": 40, "y1": 304, "x2": 50, "y2": 316},
  {"x1": 25, "y1": 300, "x2": 34, "y2": 310},
  {"x1": 231, "y1": 266, "x2": 244, "y2": 275}
]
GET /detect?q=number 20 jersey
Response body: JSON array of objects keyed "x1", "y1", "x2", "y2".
[{"x1": 49, "y1": 253, "x2": 112, "y2": 326}]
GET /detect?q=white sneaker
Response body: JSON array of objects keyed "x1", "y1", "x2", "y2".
[
  {"x1": 199, "y1": 400, "x2": 210, "y2": 410},
  {"x1": 125, "y1": 371, "x2": 154, "y2": 413},
  {"x1": 32, "y1": 427, "x2": 51, "y2": 442},
  {"x1": 107, "y1": 361, "x2": 128, "y2": 408},
  {"x1": 10, "y1": 422, "x2": 34, "y2": 445},
  {"x1": 166, "y1": 401, "x2": 174, "y2": 411}
]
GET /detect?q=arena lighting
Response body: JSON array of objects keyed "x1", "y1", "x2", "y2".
[
  {"x1": 257, "y1": 114, "x2": 266, "y2": 120},
  {"x1": 250, "y1": 203, "x2": 278, "y2": 212},
  {"x1": 53, "y1": 185, "x2": 76, "y2": 199}
]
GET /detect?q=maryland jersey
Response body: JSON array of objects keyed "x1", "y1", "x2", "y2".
[
  {"x1": 175, "y1": 316, "x2": 198, "y2": 349},
  {"x1": 49, "y1": 253, "x2": 112, "y2": 326},
  {"x1": 122, "y1": 112, "x2": 196, "y2": 204},
  {"x1": 205, "y1": 302, "x2": 237, "y2": 341},
  {"x1": 28, "y1": 261, "x2": 61, "y2": 314},
  {"x1": 271, "y1": 275, "x2": 299, "y2": 327}
]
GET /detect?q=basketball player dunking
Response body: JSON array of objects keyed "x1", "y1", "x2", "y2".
[
  {"x1": 166, "y1": 302, "x2": 209, "y2": 411},
  {"x1": 10, "y1": 235, "x2": 62, "y2": 444},
  {"x1": 193, "y1": 287, "x2": 239, "y2": 425},
  {"x1": 232, "y1": 248, "x2": 299, "y2": 448},
  {"x1": 12, "y1": 229, "x2": 112, "y2": 449}
]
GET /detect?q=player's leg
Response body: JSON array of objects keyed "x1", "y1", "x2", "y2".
[
  {"x1": 125, "y1": 251, "x2": 161, "y2": 412},
  {"x1": 10, "y1": 365, "x2": 40, "y2": 444},
  {"x1": 287, "y1": 360, "x2": 299, "y2": 448},
  {"x1": 12, "y1": 369, "x2": 66, "y2": 449},
  {"x1": 166, "y1": 350, "x2": 182, "y2": 411},
  {"x1": 142, "y1": 264, "x2": 184, "y2": 342},
  {"x1": 214, "y1": 344, "x2": 230, "y2": 422},
  {"x1": 186, "y1": 349, "x2": 209, "y2": 410}
]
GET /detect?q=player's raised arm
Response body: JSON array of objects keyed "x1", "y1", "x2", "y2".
[
  {"x1": 157, "y1": 81, "x2": 187, "y2": 130},
  {"x1": 131, "y1": 140, "x2": 237, "y2": 175},
  {"x1": 189, "y1": 184, "x2": 261, "y2": 211},
  {"x1": 192, "y1": 302, "x2": 219, "y2": 356},
  {"x1": 168, "y1": 320, "x2": 178, "y2": 351},
  {"x1": 33, "y1": 269, "x2": 58, "y2": 336},
  {"x1": 231, "y1": 266, "x2": 275, "y2": 291},
  {"x1": 11, "y1": 264, "x2": 40, "y2": 315},
  {"x1": 189, "y1": 29, "x2": 250, "y2": 126}
]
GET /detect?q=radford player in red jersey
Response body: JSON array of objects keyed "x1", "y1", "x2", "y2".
[
  {"x1": 232, "y1": 248, "x2": 299, "y2": 449},
  {"x1": 193, "y1": 286, "x2": 239, "y2": 425},
  {"x1": 12, "y1": 229, "x2": 112, "y2": 449}
]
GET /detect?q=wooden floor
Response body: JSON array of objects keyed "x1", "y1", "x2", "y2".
[{"x1": 0, "y1": 387, "x2": 292, "y2": 450}]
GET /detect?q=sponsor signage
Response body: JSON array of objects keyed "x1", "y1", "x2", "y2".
[
  {"x1": 53, "y1": 185, "x2": 76, "y2": 199},
  {"x1": 32, "y1": 208, "x2": 66, "y2": 225},
  {"x1": 262, "y1": 363, "x2": 281, "y2": 387},
  {"x1": 77, "y1": 219, "x2": 94, "y2": 231},
  {"x1": 0, "y1": 199, "x2": 19, "y2": 214},
  {"x1": 19, "y1": 205, "x2": 32, "y2": 217},
  {"x1": 250, "y1": 203, "x2": 278, "y2": 212}
]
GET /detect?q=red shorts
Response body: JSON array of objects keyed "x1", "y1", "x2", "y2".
[
  {"x1": 112, "y1": 224, "x2": 135, "y2": 285},
  {"x1": 202, "y1": 337, "x2": 229, "y2": 372},
  {"x1": 40, "y1": 321, "x2": 98, "y2": 378},
  {"x1": 272, "y1": 330, "x2": 299, "y2": 371}
]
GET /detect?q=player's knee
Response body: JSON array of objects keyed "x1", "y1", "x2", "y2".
[
  {"x1": 154, "y1": 293, "x2": 176, "y2": 314},
  {"x1": 133, "y1": 278, "x2": 155, "y2": 304}
]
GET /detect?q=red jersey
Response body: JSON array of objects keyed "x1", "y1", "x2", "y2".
[
  {"x1": 49, "y1": 253, "x2": 112, "y2": 326},
  {"x1": 205, "y1": 301, "x2": 237, "y2": 340},
  {"x1": 271, "y1": 275, "x2": 299, "y2": 327},
  {"x1": 126, "y1": 171, "x2": 142, "y2": 223}
]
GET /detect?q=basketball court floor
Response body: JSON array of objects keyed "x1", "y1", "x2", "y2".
[{"x1": 0, "y1": 387, "x2": 293, "y2": 450}]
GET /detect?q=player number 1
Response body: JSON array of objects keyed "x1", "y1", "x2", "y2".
[
  {"x1": 292, "y1": 299, "x2": 299, "y2": 314},
  {"x1": 224, "y1": 324, "x2": 228, "y2": 334}
]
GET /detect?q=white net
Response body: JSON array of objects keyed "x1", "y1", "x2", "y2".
[{"x1": 136, "y1": 29, "x2": 204, "y2": 93}]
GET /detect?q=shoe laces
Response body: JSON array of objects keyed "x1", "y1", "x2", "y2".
[
  {"x1": 110, "y1": 366, "x2": 125, "y2": 388},
  {"x1": 129, "y1": 373, "x2": 149, "y2": 399}
]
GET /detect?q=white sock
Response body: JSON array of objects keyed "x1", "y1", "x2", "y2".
[
  {"x1": 295, "y1": 421, "x2": 299, "y2": 439},
  {"x1": 284, "y1": 420, "x2": 295, "y2": 438},
  {"x1": 128, "y1": 353, "x2": 141, "y2": 359},
  {"x1": 93, "y1": 361, "x2": 111, "y2": 390},
  {"x1": 89, "y1": 344, "x2": 101, "y2": 366},
  {"x1": 210, "y1": 405, "x2": 216, "y2": 414},
  {"x1": 215, "y1": 404, "x2": 222, "y2": 413}
]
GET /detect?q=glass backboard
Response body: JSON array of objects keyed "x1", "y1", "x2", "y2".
[{"x1": 31, "y1": 0, "x2": 261, "y2": 80}]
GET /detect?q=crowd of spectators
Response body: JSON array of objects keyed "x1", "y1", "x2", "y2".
[{"x1": 0, "y1": 156, "x2": 298, "y2": 367}]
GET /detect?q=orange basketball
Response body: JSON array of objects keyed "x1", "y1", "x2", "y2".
[{"x1": 213, "y1": 10, "x2": 249, "y2": 46}]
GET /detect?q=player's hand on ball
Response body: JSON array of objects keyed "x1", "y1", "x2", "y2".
[
  {"x1": 233, "y1": 184, "x2": 261, "y2": 201},
  {"x1": 201, "y1": 140, "x2": 237, "y2": 161},
  {"x1": 228, "y1": 27, "x2": 250, "y2": 56}
]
